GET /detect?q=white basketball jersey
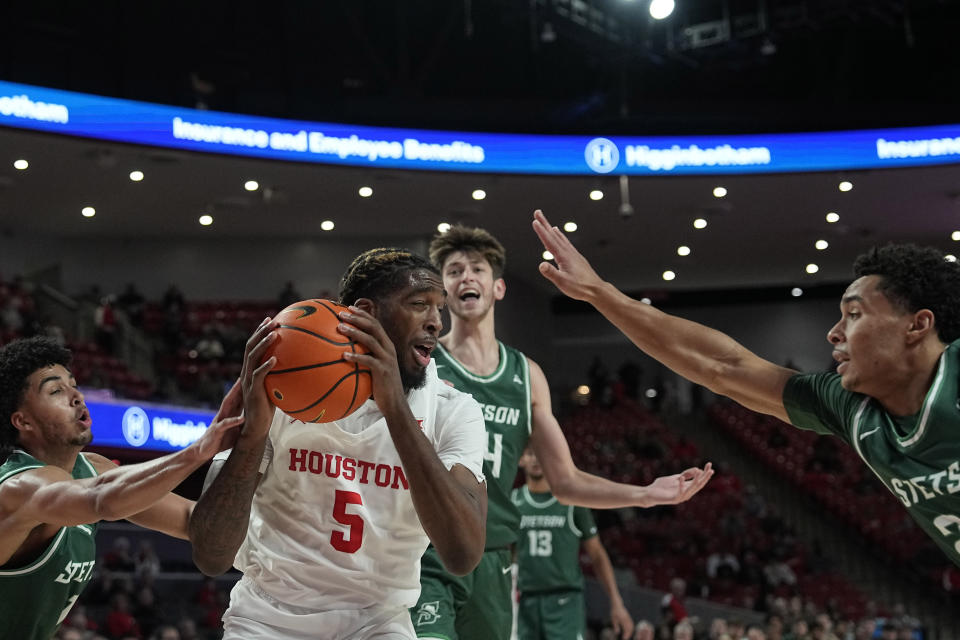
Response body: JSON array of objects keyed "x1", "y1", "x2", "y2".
[{"x1": 233, "y1": 360, "x2": 485, "y2": 611}]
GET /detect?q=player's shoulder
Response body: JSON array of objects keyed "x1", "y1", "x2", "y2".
[{"x1": 436, "y1": 382, "x2": 482, "y2": 412}]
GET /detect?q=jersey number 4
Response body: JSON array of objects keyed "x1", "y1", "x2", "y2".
[{"x1": 331, "y1": 490, "x2": 365, "y2": 553}]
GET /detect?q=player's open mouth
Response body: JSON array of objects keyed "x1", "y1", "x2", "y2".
[
  {"x1": 413, "y1": 343, "x2": 434, "y2": 366},
  {"x1": 459, "y1": 290, "x2": 480, "y2": 301},
  {"x1": 833, "y1": 350, "x2": 849, "y2": 375},
  {"x1": 77, "y1": 408, "x2": 92, "y2": 427}
]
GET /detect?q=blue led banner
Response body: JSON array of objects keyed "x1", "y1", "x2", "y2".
[
  {"x1": 2, "y1": 79, "x2": 959, "y2": 175},
  {"x1": 85, "y1": 397, "x2": 216, "y2": 452}
]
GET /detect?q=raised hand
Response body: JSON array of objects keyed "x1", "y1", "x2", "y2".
[
  {"x1": 532, "y1": 209, "x2": 606, "y2": 302},
  {"x1": 643, "y1": 462, "x2": 714, "y2": 507},
  {"x1": 338, "y1": 305, "x2": 407, "y2": 414},
  {"x1": 239, "y1": 317, "x2": 278, "y2": 440}
]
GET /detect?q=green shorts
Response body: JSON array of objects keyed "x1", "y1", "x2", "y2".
[
  {"x1": 411, "y1": 547, "x2": 513, "y2": 640},
  {"x1": 517, "y1": 590, "x2": 585, "y2": 640}
]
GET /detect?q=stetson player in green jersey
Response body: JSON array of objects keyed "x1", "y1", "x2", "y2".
[
  {"x1": 513, "y1": 448, "x2": 633, "y2": 640},
  {"x1": 0, "y1": 335, "x2": 261, "y2": 640},
  {"x1": 412, "y1": 225, "x2": 714, "y2": 640},
  {"x1": 534, "y1": 208, "x2": 960, "y2": 568}
]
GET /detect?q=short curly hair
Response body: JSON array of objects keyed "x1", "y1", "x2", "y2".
[
  {"x1": 429, "y1": 225, "x2": 506, "y2": 278},
  {"x1": 0, "y1": 337, "x2": 73, "y2": 458},
  {"x1": 338, "y1": 248, "x2": 439, "y2": 307},
  {"x1": 853, "y1": 243, "x2": 960, "y2": 343}
]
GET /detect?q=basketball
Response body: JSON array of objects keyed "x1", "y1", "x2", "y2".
[{"x1": 264, "y1": 299, "x2": 373, "y2": 423}]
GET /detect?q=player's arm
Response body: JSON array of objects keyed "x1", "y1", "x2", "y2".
[
  {"x1": 0, "y1": 409, "x2": 242, "y2": 553},
  {"x1": 189, "y1": 319, "x2": 278, "y2": 576},
  {"x1": 533, "y1": 210, "x2": 795, "y2": 422},
  {"x1": 528, "y1": 358, "x2": 712, "y2": 508},
  {"x1": 583, "y1": 535, "x2": 634, "y2": 640},
  {"x1": 340, "y1": 305, "x2": 487, "y2": 575}
]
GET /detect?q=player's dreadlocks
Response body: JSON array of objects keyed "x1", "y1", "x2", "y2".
[
  {"x1": 854, "y1": 243, "x2": 960, "y2": 343},
  {"x1": 429, "y1": 225, "x2": 506, "y2": 278},
  {"x1": 338, "y1": 248, "x2": 439, "y2": 307},
  {"x1": 0, "y1": 337, "x2": 73, "y2": 461}
]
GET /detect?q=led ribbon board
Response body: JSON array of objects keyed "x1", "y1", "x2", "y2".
[
  {"x1": 2, "y1": 80, "x2": 959, "y2": 175},
  {"x1": 85, "y1": 397, "x2": 216, "y2": 452}
]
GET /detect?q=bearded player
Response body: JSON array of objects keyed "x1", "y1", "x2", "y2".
[{"x1": 190, "y1": 248, "x2": 487, "y2": 640}]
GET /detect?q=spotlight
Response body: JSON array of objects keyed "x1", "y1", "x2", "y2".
[{"x1": 649, "y1": 0, "x2": 675, "y2": 20}]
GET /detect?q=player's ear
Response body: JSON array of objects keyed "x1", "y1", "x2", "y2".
[
  {"x1": 10, "y1": 410, "x2": 29, "y2": 433},
  {"x1": 353, "y1": 298, "x2": 376, "y2": 316},
  {"x1": 493, "y1": 278, "x2": 506, "y2": 301},
  {"x1": 907, "y1": 309, "x2": 935, "y2": 344}
]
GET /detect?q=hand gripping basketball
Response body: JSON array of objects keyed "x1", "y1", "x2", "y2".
[{"x1": 263, "y1": 299, "x2": 373, "y2": 423}]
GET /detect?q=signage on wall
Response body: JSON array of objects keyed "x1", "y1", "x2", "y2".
[{"x1": 1, "y1": 80, "x2": 958, "y2": 175}]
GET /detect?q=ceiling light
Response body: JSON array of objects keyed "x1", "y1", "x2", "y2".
[
  {"x1": 320, "y1": 220, "x2": 335, "y2": 231},
  {"x1": 589, "y1": 190, "x2": 604, "y2": 201},
  {"x1": 472, "y1": 189, "x2": 486, "y2": 201},
  {"x1": 13, "y1": 159, "x2": 28, "y2": 170},
  {"x1": 838, "y1": 180, "x2": 853, "y2": 192},
  {"x1": 693, "y1": 218, "x2": 708, "y2": 229},
  {"x1": 645, "y1": 388, "x2": 658, "y2": 398},
  {"x1": 437, "y1": 222, "x2": 451, "y2": 233},
  {"x1": 953, "y1": 231, "x2": 960, "y2": 242},
  {"x1": 640, "y1": 297, "x2": 652, "y2": 305},
  {"x1": 244, "y1": 180, "x2": 259, "y2": 191},
  {"x1": 576, "y1": 385, "x2": 590, "y2": 396},
  {"x1": 81, "y1": 206, "x2": 96, "y2": 218},
  {"x1": 542, "y1": 250, "x2": 554, "y2": 261},
  {"x1": 826, "y1": 212, "x2": 840, "y2": 223},
  {"x1": 199, "y1": 214, "x2": 213, "y2": 226},
  {"x1": 946, "y1": 255, "x2": 957, "y2": 262},
  {"x1": 649, "y1": 0, "x2": 675, "y2": 20},
  {"x1": 713, "y1": 186, "x2": 727, "y2": 198},
  {"x1": 815, "y1": 240, "x2": 829, "y2": 250},
  {"x1": 662, "y1": 270, "x2": 676, "y2": 281},
  {"x1": 791, "y1": 288, "x2": 803, "y2": 297},
  {"x1": 563, "y1": 222, "x2": 578, "y2": 232},
  {"x1": 805, "y1": 263, "x2": 819, "y2": 274},
  {"x1": 677, "y1": 246, "x2": 691, "y2": 256},
  {"x1": 358, "y1": 186, "x2": 373, "y2": 198},
  {"x1": 129, "y1": 170, "x2": 144, "y2": 182}
]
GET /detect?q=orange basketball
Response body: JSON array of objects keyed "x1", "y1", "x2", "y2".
[{"x1": 264, "y1": 299, "x2": 372, "y2": 423}]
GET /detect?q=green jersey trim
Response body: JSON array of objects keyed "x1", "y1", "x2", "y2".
[
  {"x1": 0, "y1": 527, "x2": 67, "y2": 576},
  {"x1": 897, "y1": 349, "x2": 947, "y2": 447},
  {"x1": 520, "y1": 485, "x2": 558, "y2": 508},
  {"x1": 520, "y1": 353, "x2": 532, "y2": 436},
  {"x1": 436, "y1": 342, "x2": 509, "y2": 383}
]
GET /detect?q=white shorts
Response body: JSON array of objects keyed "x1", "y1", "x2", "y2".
[{"x1": 223, "y1": 575, "x2": 416, "y2": 640}]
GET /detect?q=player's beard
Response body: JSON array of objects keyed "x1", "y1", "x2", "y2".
[{"x1": 400, "y1": 366, "x2": 428, "y2": 391}]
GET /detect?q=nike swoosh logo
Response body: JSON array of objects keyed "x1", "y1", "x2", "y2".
[
  {"x1": 859, "y1": 426, "x2": 881, "y2": 440},
  {"x1": 289, "y1": 304, "x2": 317, "y2": 319},
  {"x1": 502, "y1": 566, "x2": 512, "y2": 575}
]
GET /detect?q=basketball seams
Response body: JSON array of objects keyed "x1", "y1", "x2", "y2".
[{"x1": 270, "y1": 299, "x2": 372, "y2": 423}]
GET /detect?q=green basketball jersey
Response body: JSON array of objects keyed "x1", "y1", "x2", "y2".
[
  {"x1": 512, "y1": 485, "x2": 597, "y2": 594},
  {"x1": 434, "y1": 341, "x2": 532, "y2": 549},
  {"x1": 0, "y1": 450, "x2": 99, "y2": 640},
  {"x1": 783, "y1": 338, "x2": 960, "y2": 566}
]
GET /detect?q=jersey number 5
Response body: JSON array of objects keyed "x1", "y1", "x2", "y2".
[{"x1": 331, "y1": 490, "x2": 365, "y2": 553}]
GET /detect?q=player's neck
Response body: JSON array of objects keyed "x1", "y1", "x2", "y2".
[
  {"x1": 876, "y1": 342, "x2": 947, "y2": 416},
  {"x1": 24, "y1": 442, "x2": 80, "y2": 472},
  {"x1": 440, "y1": 311, "x2": 500, "y2": 375},
  {"x1": 526, "y1": 477, "x2": 550, "y2": 493}
]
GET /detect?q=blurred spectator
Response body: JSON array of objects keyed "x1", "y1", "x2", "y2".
[
  {"x1": 117, "y1": 283, "x2": 146, "y2": 327},
  {"x1": 784, "y1": 618, "x2": 809, "y2": 640},
  {"x1": 135, "y1": 540, "x2": 162, "y2": 581},
  {"x1": 94, "y1": 296, "x2": 118, "y2": 353},
  {"x1": 661, "y1": 577, "x2": 689, "y2": 631},
  {"x1": 277, "y1": 280, "x2": 301, "y2": 308},
  {"x1": 133, "y1": 585, "x2": 161, "y2": 639},
  {"x1": 194, "y1": 325, "x2": 225, "y2": 360},
  {"x1": 176, "y1": 617, "x2": 199, "y2": 640},
  {"x1": 633, "y1": 620, "x2": 655, "y2": 640},
  {"x1": 150, "y1": 626, "x2": 180, "y2": 640},
  {"x1": 103, "y1": 537, "x2": 135, "y2": 572},
  {"x1": 747, "y1": 624, "x2": 768, "y2": 640},
  {"x1": 673, "y1": 620, "x2": 694, "y2": 640},
  {"x1": 105, "y1": 592, "x2": 140, "y2": 639}
]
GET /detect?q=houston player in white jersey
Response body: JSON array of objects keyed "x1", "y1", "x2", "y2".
[{"x1": 189, "y1": 248, "x2": 488, "y2": 640}]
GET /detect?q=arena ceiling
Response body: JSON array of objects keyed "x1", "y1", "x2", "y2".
[{"x1": 1, "y1": 0, "x2": 959, "y2": 295}]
